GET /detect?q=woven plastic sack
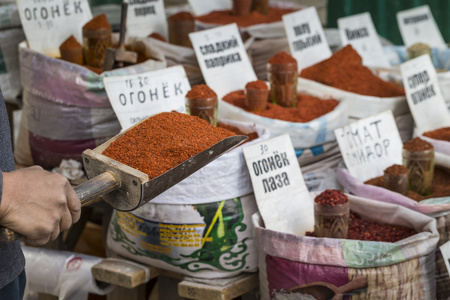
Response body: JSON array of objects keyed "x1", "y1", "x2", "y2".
[
  {"x1": 14, "y1": 37, "x2": 166, "y2": 169},
  {"x1": 253, "y1": 193, "x2": 439, "y2": 300},
  {"x1": 383, "y1": 45, "x2": 450, "y2": 104},
  {"x1": 106, "y1": 120, "x2": 268, "y2": 278}
]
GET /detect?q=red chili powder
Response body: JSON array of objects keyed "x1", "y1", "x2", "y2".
[
  {"x1": 195, "y1": 6, "x2": 297, "y2": 28},
  {"x1": 223, "y1": 89, "x2": 338, "y2": 123},
  {"x1": 102, "y1": 112, "x2": 236, "y2": 179},
  {"x1": 169, "y1": 11, "x2": 194, "y2": 21},
  {"x1": 299, "y1": 45, "x2": 405, "y2": 98},
  {"x1": 423, "y1": 127, "x2": 450, "y2": 142},
  {"x1": 186, "y1": 84, "x2": 217, "y2": 99},
  {"x1": 403, "y1": 137, "x2": 433, "y2": 152},
  {"x1": 268, "y1": 51, "x2": 297, "y2": 64},
  {"x1": 60, "y1": 35, "x2": 82, "y2": 50},
  {"x1": 148, "y1": 32, "x2": 166, "y2": 42},
  {"x1": 384, "y1": 164, "x2": 408, "y2": 175},
  {"x1": 83, "y1": 14, "x2": 111, "y2": 30},
  {"x1": 307, "y1": 212, "x2": 417, "y2": 242},
  {"x1": 314, "y1": 189, "x2": 348, "y2": 206},
  {"x1": 217, "y1": 122, "x2": 258, "y2": 143},
  {"x1": 245, "y1": 80, "x2": 268, "y2": 90},
  {"x1": 366, "y1": 167, "x2": 450, "y2": 202}
]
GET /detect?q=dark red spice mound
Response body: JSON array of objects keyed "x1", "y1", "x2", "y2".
[
  {"x1": 423, "y1": 127, "x2": 450, "y2": 142},
  {"x1": 195, "y1": 6, "x2": 297, "y2": 28},
  {"x1": 83, "y1": 14, "x2": 111, "y2": 30},
  {"x1": 403, "y1": 137, "x2": 433, "y2": 152},
  {"x1": 223, "y1": 90, "x2": 338, "y2": 123},
  {"x1": 102, "y1": 112, "x2": 236, "y2": 179},
  {"x1": 314, "y1": 189, "x2": 348, "y2": 206},
  {"x1": 307, "y1": 212, "x2": 417, "y2": 242},
  {"x1": 384, "y1": 164, "x2": 408, "y2": 175},
  {"x1": 169, "y1": 11, "x2": 194, "y2": 21},
  {"x1": 366, "y1": 167, "x2": 450, "y2": 202},
  {"x1": 186, "y1": 84, "x2": 217, "y2": 99},
  {"x1": 299, "y1": 45, "x2": 405, "y2": 98},
  {"x1": 246, "y1": 80, "x2": 268, "y2": 90},
  {"x1": 217, "y1": 122, "x2": 258, "y2": 143},
  {"x1": 268, "y1": 51, "x2": 297, "y2": 64},
  {"x1": 148, "y1": 32, "x2": 166, "y2": 42},
  {"x1": 60, "y1": 35, "x2": 81, "y2": 50}
]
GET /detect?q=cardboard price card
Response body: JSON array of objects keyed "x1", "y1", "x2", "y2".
[
  {"x1": 126, "y1": 0, "x2": 168, "y2": 39},
  {"x1": 400, "y1": 54, "x2": 450, "y2": 134},
  {"x1": 334, "y1": 110, "x2": 403, "y2": 182},
  {"x1": 103, "y1": 65, "x2": 190, "y2": 131},
  {"x1": 440, "y1": 241, "x2": 450, "y2": 279},
  {"x1": 396, "y1": 5, "x2": 446, "y2": 49},
  {"x1": 17, "y1": 0, "x2": 92, "y2": 57},
  {"x1": 242, "y1": 134, "x2": 314, "y2": 236},
  {"x1": 282, "y1": 6, "x2": 331, "y2": 71},
  {"x1": 187, "y1": 0, "x2": 231, "y2": 16},
  {"x1": 189, "y1": 23, "x2": 257, "y2": 98},
  {"x1": 338, "y1": 12, "x2": 390, "y2": 68}
]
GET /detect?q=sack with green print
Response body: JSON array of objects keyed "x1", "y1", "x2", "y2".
[
  {"x1": 107, "y1": 194, "x2": 258, "y2": 278},
  {"x1": 253, "y1": 193, "x2": 439, "y2": 300}
]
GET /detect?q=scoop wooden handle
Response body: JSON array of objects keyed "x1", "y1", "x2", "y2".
[{"x1": 0, "y1": 171, "x2": 119, "y2": 243}]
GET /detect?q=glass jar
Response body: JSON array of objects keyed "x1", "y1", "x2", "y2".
[
  {"x1": 314, "y1": 202, "x2": 349, "y2": 239},
  {"x1": 384, "y1": 172, "x2": 408, "y2": 195},
  {"x1": 267, "y1": 61, "x2": 298, "y2": 107},
  {"x1": 402, "y1": 147, "x2": 434, "y2": 196},
  {"x1": 245, "y1": 87, "x2": 269, "y2": 112},
  {"x1": 168, "y1": 17, "x2": 195, "y2": 48},
  {"x1": 82, "y1": 27, "x2": 112, "y2": 68},
  {"x1": 185, "y1": 96, "x2": 218, "y2": 126}
]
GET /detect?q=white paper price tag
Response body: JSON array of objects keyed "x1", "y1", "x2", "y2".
[
  {"x1": 282, "y1": 7, "x2": 331, "y2": 71},
  {"x1": 17, "y1": 0, "x2": 92, "y2": 57},
  {"x1": 338, "y1": 12, "x2": 390, "y2": 68},
  {"x1": 243, "y1": 134, "x2": 314, "y2": 235},
  {"x1": 187, "y1": 0, "x2": 231, "y2": 16},
  {"x1": 397, "y1": 5, "x2": 446, "y2": 49},
  {"x1": 440, "y1": 241, "x2": 450, "y2": 279},
  {"x1": 189, "y1": 23, "x2": 257, "y2": 98},
  {"x1": 334, "y1": 111, "x2": 403, "y2": 182},
  {"x1": 103, "y1": 66, "x2": 190, "y2": 131},
  {"x1": 400, "y1": 54, "x2": 450, "y2": 134},
  {"x1": 126, "y1": 0, "x2": 168, "y2": 39}
]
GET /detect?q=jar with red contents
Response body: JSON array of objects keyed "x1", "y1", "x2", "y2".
[
  {"x1": 267, "y1": 51, "x2": 298, "y2": 107},
  {"x1": 314, "y1": 189, "x2": 349, "y2": 239},
  {"x1": 185, "y1": 84, "x2": 218, "y2": 126}
]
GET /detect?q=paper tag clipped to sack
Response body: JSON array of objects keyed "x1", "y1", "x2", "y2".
[
  {"x1": 16, "y1": 0, "x2": 93, "y2": 57},
  {"x1": 187, "y1": 0, "x2": 231, "y2": 17},
  {"x1": 400, "y1": 54, "x2": 450, "y2": 134},
  {"x1": 282, "y1": 6, "x2": 332, "y2": 71},
  {"x1": 338, "y1": 12, "x2": 390, "y2": 68},
  {"x1": 334, "y1": 110, "x2": 403, "y2": 182},
  {"x1": 189, "y1": 23, "x2": 257, "y2": 98},
  {"x1": 440, "y1": 241, "x2": 450, "y2": 278},
  {"x1": 103, "y1": 65, "x2": 190, "y2": 131},
  {"x1": 126, "y1": 0, "x2": 168, "y2": 39},
  {"x1": 396, "y1": 5, "x2": 446, "y2": 49},
  {"x1": 243, "y1": 134, "x2": 314, "y2": 236}
]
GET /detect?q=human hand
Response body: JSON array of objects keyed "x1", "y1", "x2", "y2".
[{"x1": 0, "y1": 166, "x2": 81, "y2": 245}]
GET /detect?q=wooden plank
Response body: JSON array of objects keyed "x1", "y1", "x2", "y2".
[
  {"x1": 178, "y1": 273, "x2": 259, "y2": 300},
  {"x1": 91, "y1": 258, "x2": 158, "y2": 289}
]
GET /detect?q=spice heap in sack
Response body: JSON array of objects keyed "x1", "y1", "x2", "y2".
[
  {"x1": 102, "y1": 111, "x2": 236, "y2": 179},
  {"x1": 300, "y1": 45, "x2": 405, "y2": 98},
  {"x1": 423, "y1": 127, "x2": 450, "y2": 141}
]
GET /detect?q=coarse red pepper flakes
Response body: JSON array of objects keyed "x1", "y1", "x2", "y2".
[
  {"x1": 102, "y1": 112, "x2": 236, "y2": 179},
  {"x1": 314, "y1": 189, "x2": 349, "y2": 206},
  {"x1": 423, "y1": 127, "x2": 450, "y2": 142},
  {"x1": 223, "y1": 90, "x2": 338, "y2": 122},
  {"x1": 307, "y1": 212, "x2": 417, "y2": 242}
]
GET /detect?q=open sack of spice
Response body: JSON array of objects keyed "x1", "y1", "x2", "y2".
[
  {"x1": 253, "y1": 191, "x2": 439, "y2": 300},
  {"x1": 105, "y1": 114, "x2": 268, "y2": 278},
  {"x1": 14, "y1": 34, "x2": 166, "y2": 169},
  {"x1": 194, "y1": 1, "x2": 303, "y2": 81},
  {"x1": 299, "y1": 45, "x2": 415, "y2": 142}
]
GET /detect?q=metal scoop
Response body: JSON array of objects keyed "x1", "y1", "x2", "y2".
[
  {"x1": 0, "y1": 131, "x2": 247, "y2": 242},
  {"x1": 287, "y1": 276, "x2": 368, "y2": 300}
]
